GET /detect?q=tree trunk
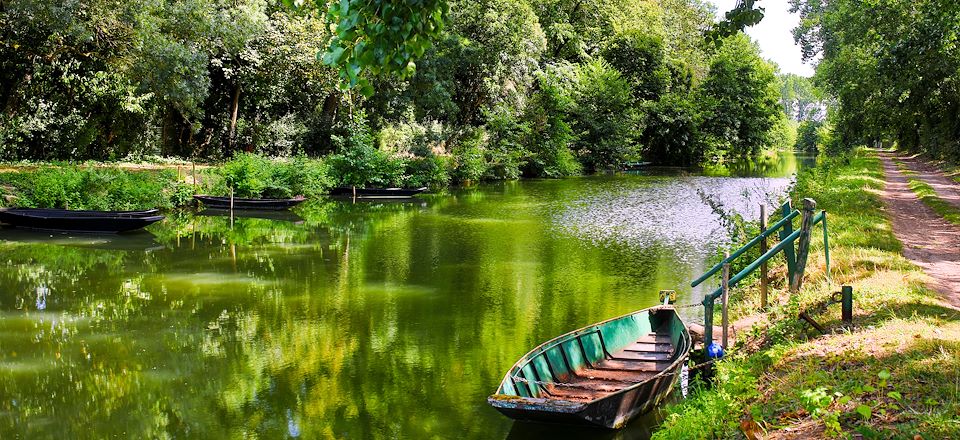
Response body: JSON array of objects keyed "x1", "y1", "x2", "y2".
[{"x1": 228, "y1": 84, "x2": 241, "y2": 151}]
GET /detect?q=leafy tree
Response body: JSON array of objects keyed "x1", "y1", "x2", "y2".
[
  {"x1": 318, "y1": 0, "x2": 448, "y2": 96},
  {"x1": 522, "y1": 67, "x2": 579, "y2": 177},
  {"x1": 792, "y1": 0, "x2": 960, "y2": 159},
  {"x1": 601, "y1": 30, "x2": 671, "y2": 101},
  {"x1": 698, "y1": 33, "x2": 782, "y2": 159},
  {"x1": 641, "y1": 91, "x2": 705, "y2": 165},
  {"x1": 795, "y1": 119, "x2": 823, "y2": 152},
  {"x1": 569, "y1": 59, "x2": 640, "y2": 171},
  {"x1": 707, "y1": 0, "x2": 765, "y2": 44},
  {"x1": 778, "y1": 73, "x2": 825, "y2": 121}
]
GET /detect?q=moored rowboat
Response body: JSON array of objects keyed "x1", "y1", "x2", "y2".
[
  {"x1": 0, "y1": 208, "x2": 164, "y2": 233},
  {"x1": 193, "y1": 195, "x2": 306, "y2": 210},
  {"x1": 329, "y1": 187, "x2": 427, "y2": 198},
  {"x1": 488, "y1": 305, "x2": 690, "y2": 429}
]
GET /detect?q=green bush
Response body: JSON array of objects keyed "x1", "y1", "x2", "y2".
[
  {"x1": 0, "y1": 167, "x2": 189, "y2": 210},
  {"x1": 641, "y1": 92, "x2": 706, "y2": 165},
  {"x1": 482, "y1": 106, "x2": 528, "y2": 180},
  {"x1": 213, "y1": 152, "x2": 332, "y2": 198},
  {"x1": 450, "y1": 128, "x2": 488, "y2": 183}
]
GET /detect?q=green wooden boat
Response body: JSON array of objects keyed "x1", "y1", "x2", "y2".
[{"x1": 488, "y1": 306, "x2": 691, "y2": 429}]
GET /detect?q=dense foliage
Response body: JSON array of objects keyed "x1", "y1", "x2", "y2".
[
  {"x1": 792, "y1": 0, "x2": 960, "y2": 160},
  {"x1": 0, "y1": 0, "x2": 794, "y2": 185},
  {"x1": 0, "y1": 167, "x2": 193, "y2": 210}
]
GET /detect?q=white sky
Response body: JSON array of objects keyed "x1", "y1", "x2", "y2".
[{"x1": 707, "y1": 0, "x2": 816, "y2": 77}]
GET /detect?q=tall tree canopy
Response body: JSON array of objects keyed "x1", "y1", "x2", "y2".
[{"x1": 792, "y1": 0, "x2": 960, "y2": 158}]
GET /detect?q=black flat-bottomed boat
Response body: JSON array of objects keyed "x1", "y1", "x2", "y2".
[
  {"x1": 193, "y1": 195, "x2": 306, "y2": 210},
  {"x1": 488, "y1": 305, "x2": 690, "y2": 429},
  {"x1": 0, "y1": 208, "x2": 165, "y2": 233},
  {"x1": 329, "y1": 187, "x2": 427, "y2": 198}
]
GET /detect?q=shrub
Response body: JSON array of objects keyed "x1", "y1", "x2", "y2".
[
  {"x1": 212, "y1": 152, "x2": 332, "y2": 198},
  {"x1": 450, "y1": 128, "x2": 488, "y2": 183},
  {"x1": 482, "y1": 105, "x2": 528, "y2": 180},
  {"x1": 0, "y1": 166, "x2": 188, "y2": 210},
  {"x1": 795, "y1": 120, "x2": 824, "y2": 152}
]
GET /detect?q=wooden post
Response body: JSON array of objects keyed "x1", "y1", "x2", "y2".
[
  {"x1": 780, "y1": 201, "x2": 797, "y2": 282},
  {"x1": 229, "y1": 187, "x2": 234, "y2": 228},
  {"x1": 822, "y1": 211, "x2": 831, "y2": 285},
  {"x1": 192, "y1": 161, "x2": 198, "y2": 193},
  {"x1": 721, "y1": 252, "x2": 730, "y2": 350},
  {"x1": 760, "y1": 204, "x2": 768, "y2": 309},
  {"x1": 790, "y1": 198, "x2": 817, "y2": 292}
]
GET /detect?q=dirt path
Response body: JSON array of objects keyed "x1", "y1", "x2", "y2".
[
  {"x1": 878, "y1": 151, "x2": 960, "y2": 307},
  {"x1": 895, "y1": 153, "x2": 960, "y2": 210}
]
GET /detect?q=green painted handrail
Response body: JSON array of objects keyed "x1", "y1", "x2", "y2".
[
  {"x1": 702, "y1": 212, "x2": 824, "y2": 303},
  {"x1": 690, "y1": 209, "x2": 801, "y2": 288}
]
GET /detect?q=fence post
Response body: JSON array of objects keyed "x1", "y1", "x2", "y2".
[
  {"x1": 760, "y1": 204, "x2": 768, "y2": 309},
  {"x1": 841, "y1": 285, "x2": 853, "y2": 324},
  {"x1": 780, "y1": 201, "x2": 797, "y2": 282},
  {"x1": 722, "y1": 252, "x2": 730, "y2": 349},
  {"x1": 703, "y1": 299, "x2": 714, "y2": 347},
  {"x1": 790, "y1": 198, "x2": 817, "y2": 292},
  {"x1": 822, "y1": 211, "x2": 831, "y2": 285}
]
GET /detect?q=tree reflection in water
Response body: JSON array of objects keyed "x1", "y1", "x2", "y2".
[{"x1": 0, "y1": 168, "x2": 798, "y2": 438}]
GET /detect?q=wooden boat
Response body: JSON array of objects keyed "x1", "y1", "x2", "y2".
[
  {"x1": 488, "y1": 305, "x2": 691, "y2": 429},
  {"x1": 0, "y1": 208, "x2": 164, "y2": 233},
  {"x1": 193, "y1": 195, "x2": 306, "y2": 210},
  {"x1": 329, "y1": 186, "x2": 427, "y2": 198}
]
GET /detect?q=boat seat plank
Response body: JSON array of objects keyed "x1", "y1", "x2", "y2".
[
  {"x1": 613, "y1": 350, "x2": 672, "y2": 361},
  {"x1": 624, "y1": 341, "x2": 674, "y2": 353},
  {"x1": 594, "y1": 359, "x2": 671, "y2": 372},
  {"x1": 577, "y1": 367, "x2": 655, "y2": 383}
]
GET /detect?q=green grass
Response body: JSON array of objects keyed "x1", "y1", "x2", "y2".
[
  {"x1": 653, "y1": 150, "x2": 960, "y2": 439},
  {"x1": 907, "y1": 178, "x2": 960, "y2": 226}
]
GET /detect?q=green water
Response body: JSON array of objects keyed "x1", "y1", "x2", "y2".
[{"x1": 0, "y1": 152, "x2": 808, "y2": 439}]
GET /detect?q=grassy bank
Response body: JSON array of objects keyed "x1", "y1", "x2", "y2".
[
  {"x1": 653, "y1": 150, "x2": 960, "y2": 439},
  {"x1": 0, "y1": 154, "x2": 335, "y2": 210}
]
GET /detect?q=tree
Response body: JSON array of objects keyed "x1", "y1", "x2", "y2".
[
  {"x1": 569, "y1": 59, "x2": 640, "y2": 171},
  {"x1": 778, "y1": 73, "x2": 825, "y2": 121},
  {"x1": 792, "y1": 0, "x2": 960, "y2": 158},
  {"x1": 699, "y1": 33, "x2": 782, "y2": 159},
  {"x1": 795, "y1": 119, "x2": 822, "y2": 151},
  {"x1": 601, "y1": 31, "x2": 671, "y2": 101},
  {"x1": 318, "y1": 0, "x2": 448, "y2": 96}
]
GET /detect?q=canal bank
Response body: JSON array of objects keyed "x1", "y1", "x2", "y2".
[
  {"x1": 0, "y1": 152, "x2": 805, "y2": 438},
  {"x1": 653, "y1": 150, "x2": 960, "y2": 439}
]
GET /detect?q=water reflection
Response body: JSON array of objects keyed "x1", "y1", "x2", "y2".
[{"x1": 0, "y1": 155, "x2": 805, "y2": 438}]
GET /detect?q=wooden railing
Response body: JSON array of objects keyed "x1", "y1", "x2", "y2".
[{"x1": 691, "y1": 198, "x2": 831, "y2": 347}]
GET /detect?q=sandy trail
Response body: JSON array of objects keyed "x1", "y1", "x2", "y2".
[{"x1": 878, "y1": 152, "x2": 960, "y2": 307}]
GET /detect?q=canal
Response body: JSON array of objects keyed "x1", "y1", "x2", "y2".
[{"x1": 0, "y1": 151, "x2": 812, "y2": 438}]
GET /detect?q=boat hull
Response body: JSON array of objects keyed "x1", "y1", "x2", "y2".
[
  {"x1": 193, "y1": 195, "x2": 306, "y2": 210},
  {"x1": 0, "y1": 208, "x2": 164, "y2": 233},
  {"x1": 488, "y1": 307, "x2": 690, "y2": 429},
  {"x1": 329, "y1": 187, "x2": 427, "y2": 198}
]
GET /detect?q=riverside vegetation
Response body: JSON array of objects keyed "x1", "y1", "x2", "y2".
[
  {"x1": 0, "y1": 0, "x2": 816, "y2": 211},
  {"x1": 654, "y1": 150, "x2": 960, "y2": 439}
]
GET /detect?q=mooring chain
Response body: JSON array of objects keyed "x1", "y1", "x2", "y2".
[{"x1": 649, "y1": 303, "x2": 702, "y2": 311}]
